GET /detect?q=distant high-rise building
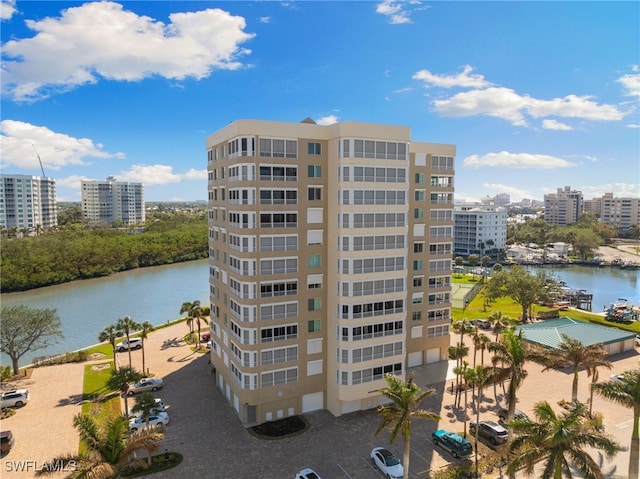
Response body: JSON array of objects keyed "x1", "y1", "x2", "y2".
[
  {"x1": 0, "y1": 174, "x2": 57, "y2": 232},
  {"x1": 544, "y1": 186, "x2": 583, "y2": 226},
  {"x1": 206, "y1": 119, "x2": 456, "y2": 425},
  {"x1": 81, "y1": 177, "x2": 145, "y2": 226},
  {"x1": 453, "y1": 205, "x2": 507, "y2": 256},
  {"x1": 588, "y1": 193, "x2": 639, "y2": 235}
]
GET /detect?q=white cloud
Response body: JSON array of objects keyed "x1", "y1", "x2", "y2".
[
  {"x1": 1, "y1": 2, "x2": 255, "y2": 102},
  {"x1": 580, "y1": 183, "x2": 640, "y2": 199},
  {"x1": 412, "y1": 65, "x2": 492, "y2": 89},
  {"x1": 258, "y1": 16, "x2": 270, "y2": 23},
  {"x1": 0, "y1": 119, "x2": 124, "y2": 171},
  {"x1": 433, "y1": 87, "x2": 626, "y2": 126},
  {"x1": 116, "y1": 164, "x2": 207, "y2": 185},
  {"x1": 617, "y1": 71, "x2": 640, "y2": 97},
  {"x1": 482, "y1": 183, "x2": 533, "y2": 202},
  {"x1": 627, "y1": 123, "x2": 640, "y2": 128},
  {"x1": 316, "y1": 115, "x2": 339, "y2": 126},
  {"x1": 542, "y1": 119, "x2": 573, "y2": 130},
  {"x1": 376, "y1": 0, "x2": 413, "y2": 24},
  {"x1": 1, "y1": 0, "x2": 16, "y2": 20},
  {"x1": 463, "y1": 151, "x2": 577, "y2": 169}
]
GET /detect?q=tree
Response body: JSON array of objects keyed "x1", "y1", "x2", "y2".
[
  {"x1": 107, "y1": 366, "x2": 143, "y2": 418},
  {"x1": 116, "y1": 316, "x2": 141, "y2": 369},
  {"x1": 465, "y1": 365, "x2": 497, "y2": 478},
  {"x1": 489, "y1": 329, "x2": 546, "y2": 422},
  {"x1": 190, "y1": 303, "x2": 207, "y2": 350},
  {"x1": 35, "y1": 413, "x2": 163, "y2": 478},
  {"x1": 593, "y1": 368, "x2": 640, "y2": 479},
  {"x1": 448, "y1": 343, "x2": 469, "y2": 395},
  {"x1": 475, "y1": 333, "x2": 491, "y2": 366},
  {"x1": 468, "y1": 254, "x2": 479, "y2": 276},
  {"x1": 487, "y1": 311, "x2": 515, "y2": 340},
  {"x1": 507, "y1": 400, "x2": 621, "y2": 479},
  {"x1": 0, "y1": 305, "x2": 64, "y2": 375},
  {"x1": 539, "y1": 335, "x2": 611, "y2": 402},
  {"x1": 180, "y1": 300, "x2": 201, "y2": 345},
  {"x1": 375, "y1": 372, "x2": 440, "y2": 479},
  {"x1": 98, "y1": 325, "x2": 121, "y2": 370},
  {"x1": 454, "y1": 256, "x2": 464, "y2": 276},
  {"x1": 139, "y1": 321, "x2": 154, "y2": 376},
  {"x1": 130, "y1": 392, "x2": 161, "y2": 466},
  {"x1": 489, "y1": 265, "x2": 555, "y2": 322}
]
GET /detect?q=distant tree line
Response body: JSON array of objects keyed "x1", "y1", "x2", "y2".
[{"x1": 0, "y1": 213, "x2": 207, "y2": 292}]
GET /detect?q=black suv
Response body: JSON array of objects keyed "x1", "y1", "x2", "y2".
[{"x1": 469, "y1": 420, "x2": 509, "y2": 445}]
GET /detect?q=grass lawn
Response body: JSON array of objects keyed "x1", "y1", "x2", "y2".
[{"x1": 81, "y1": 362, "x2": 121, "y2": 419}]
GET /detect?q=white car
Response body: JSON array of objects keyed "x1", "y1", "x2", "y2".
[
  {"x1": 0, "y1": 389, "x2": 30, "y2": 408},
  {"x1": 370, "y1": 447, "x2": 404, "y2": 479},
  {"x1": 128, "y1": 412, "x2": 169, "y2": 431},
  {"x1": 128, "y1": 398, "x2": 165, "y2": 418},
  {"x1": 295, "y1": 468, "x2": 321, "y2": 479},
  {"x1": 115, "y1": 338, "x2": 142, "y2": 352},
  {"x1": 127, "y1": 378, "x2": 164, "y2": 395}
]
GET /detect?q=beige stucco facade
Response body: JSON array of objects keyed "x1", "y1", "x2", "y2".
[{"x1": 206, "y1": 119, "x2": 455, "y2": 425}]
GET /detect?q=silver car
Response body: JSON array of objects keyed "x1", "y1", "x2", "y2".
[{"x1": 127, "y1": 378, "x2": 164, "y2": 396}]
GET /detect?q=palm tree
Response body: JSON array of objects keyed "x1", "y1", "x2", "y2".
[
  {"x1": 107, "y1": 366, "x2": 143, "y2": 418},
  {"x1": 487, "y1": 311, "x2": 515, "y2": 340},
  {"x1": 593, "y1": 368, "x2": 640, "y2": 479},
  {"x1": 190, "y1": 303, "x2": 206, "y2": 350},
  {"x1": 476, "y1": 333, "x2": 491, "y2": 366},
  {"x1": 130, "y1": 392, "x2": 162, "y2": 466},
  {"x1": 489, "y1": 328, "x2": 546, "y2": 422},
  {"x1": 98, "y1": 325, "x2": 120, "y2": 370},
  {"x1": 35, "y1": 413, "x2": 163, "y2": 478},
  {"x1": 139, "y1": 321, "x2": 154, "y2": 376},
  {"x1": 465, "y1": 365, "x2": 497, "y2": 477},
  {"x1": 180, "y1": 300, "x2": 201, "y2": 345},
  {"x1": 452, "y1": 318, "x2": 475, "y2": 346},
  {"x1": 116, "y1": 316, "x2": 141, "y2": 369},
  {"x1": 448, "y1": 343, "x2": 469, "y2": 395},
  {"x1": 507, "y1": 400, "x2": 621, "y2": 479},
  {"x1": 539, "y1": 334, "x2": 611, "y2": 402},
  {"x1": 375, "y1": 372, "x2": 440, "y2": 479}
]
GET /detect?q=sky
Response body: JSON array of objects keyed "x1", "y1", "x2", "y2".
[{"x1": 1, "y1": 1, "x2": 639, "y2": 203}]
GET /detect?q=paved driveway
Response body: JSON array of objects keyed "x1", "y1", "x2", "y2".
[{"x1": 2, "y1": 321, "x2": 638, "y2": 479}]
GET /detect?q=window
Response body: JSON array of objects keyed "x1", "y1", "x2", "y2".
[
  {"x1": 261, "y1": 367, "x2": 298, "y2": 387},
  {"x1": 413, "y1": 276, "x2": 423, "y2": 287},
  {"x1": 308, "y1": 254, "x2": 321, "y2": 268},
  {"x1": 308, "y1": 165, "x2": 321, "y2": 178},
  {"x1": 415, "y1": 173, "x2": 425, "y2": 184},
  {"x1": 308, "y1": 298, "x2": 322, "y2": 311},
  {"x1": 415, "y1": 190, "x2": 425, "y2": 201},
  {"x1": 308, "y1": 187, "x2": 322, "y2": 201},
  {"x1": 308, "y1": 142, "x2": 321, "y2": 155},
  {"x1": 308, "y1": 319, "x2": 321, "y2": 333},
  {"x1": 412, "y1": 311, "x2": 422, "y2": 321},
  {"x1": 413, "y1": 260, "x2": 423, "y2": 271},
  {"x1": 414, "y1": 243, "x2": 424, "y2": 253},
  {"x1": 414, "y1": 208, "x2": 424, "y2": 219}
]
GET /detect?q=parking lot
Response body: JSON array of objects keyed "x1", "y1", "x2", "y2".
[{"x1": 2, "y1": 321, "x2": 638, "y2": 478}]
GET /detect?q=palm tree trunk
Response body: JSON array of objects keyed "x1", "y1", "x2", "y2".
[
  {"x1": 141, "y1": 341, "x2": 146, "y2": 376},
  {"x1": 403, "y1": 436, "x2": 410, "y2": 479},
  {"x1": 629, "y1": 436, "x2": 639, "y2": 479},
  {"x1": 126, "y1": 332, "x2": 133, "y2": 368},
  {"x1": 572, "y1": 369, "x2": 579, "y2": 402}
]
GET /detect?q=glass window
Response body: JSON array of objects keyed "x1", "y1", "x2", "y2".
[
  {"x1": 308, "y1": 165, "x2": 322, "y2": 178},
  {"x1": 308, "y1": 254, "x2": 321, "y2": 268},
  {"x1": 308, "y1": 298, "x2": 322, "y2": 311},
  {"x1": 308, "y1": 319, "x2": 321, "y2": 333},
  {"x1": 307, "y1": 142, "x2": 321, "y2": 155}
]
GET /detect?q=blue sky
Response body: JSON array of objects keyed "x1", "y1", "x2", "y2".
[{"x1": 1, "y1": 1, "x2": 638, "y2": 203}]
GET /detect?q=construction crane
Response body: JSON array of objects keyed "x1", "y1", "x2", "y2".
[{"x1": 32, "y1": 144, "x2": 46, "y2": 177}]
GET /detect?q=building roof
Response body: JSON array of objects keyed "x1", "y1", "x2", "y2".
[{"x1": 516, "y1": 317, "x2": 636, "y2": 350}]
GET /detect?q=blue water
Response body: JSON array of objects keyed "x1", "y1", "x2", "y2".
[{"x1": 1, "y1": 259, "x2": 209, "y2": 367}]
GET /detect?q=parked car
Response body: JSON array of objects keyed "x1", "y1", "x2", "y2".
[
  {"x1": 498, "y1": 407, "x2": 529, "y2": 423},
  {"x1": 432, "y1": 429, "x2": 473, "y2": 459},
  {"x1": 470, "y1": 319, "x2": 491, "y2": 330},
  {"x1": 128, "y1": 412, "x2": 169, "y2": 431},
  {"x1": 370, "y1": 447, "x2": 404, "y2": 479},
  {"x1": 295, "y1": 468, "x2": 321, "y2": 479},
  {"x1": 636, "y1": 334, "x2": 640, "y2": 346},
  {"x1": 1, "y1": 431, "x2": 15, "y2": 455},
  {"x1": 115, "y1": 338, "x2": 142, "y2": 352},
  {"x1": 470, "y1": 420, "x2": 509, "y2": 445},
  {"x1": 610, "y1": 374, "x2": 625, "y2": 383},
  {"x1": 128, "y1": 398, "x2": 166, "y2": 418},
  {"x1": 127, "y1": 378, "x2": 164, "y2": 396},
  {"x1": 0, "y1": 389, "x2": 30, "y2": 408},
  {"x1": 202, "y1": 332, "x2": 211, "y2": 341}
]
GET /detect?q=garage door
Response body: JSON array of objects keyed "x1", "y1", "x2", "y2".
[
  {"x1": 302, "y1": 391, "x2": 323, "y2": 413},
  {"x1": 408, "y1": 351, "x2": 423, "y2": 367},
  {"x1": 426, "y1": 348, "x2": 440, "y2": 364}
]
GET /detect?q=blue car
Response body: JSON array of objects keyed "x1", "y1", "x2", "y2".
[{"x1": 432, "y1": 429, "x2": 473, "y2": 459}]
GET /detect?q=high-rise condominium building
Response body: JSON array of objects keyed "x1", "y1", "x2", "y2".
[
  {"x1": 206, "y1": 119, "x2": 456, "y2": 425},
  {"x1": 453, "y1": 205, "x2": 507, "y2": 256},
  {"x1": 0, "y1": 174, "x2": 57, "y2": 232},
  {"x1": 544, "y1": 186, "x2": 583, "y2": 226},
  {"x1": 587, "y1": 193, "x2": 639, "y2": 236},
  {"x1": 81, "y1": 177, "x2": 145, "y2": 226}
]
